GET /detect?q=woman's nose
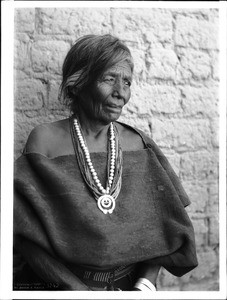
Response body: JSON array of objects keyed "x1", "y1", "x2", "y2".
[{"x1": 113, "y1": 80, "x2": 125, "y2": 98}]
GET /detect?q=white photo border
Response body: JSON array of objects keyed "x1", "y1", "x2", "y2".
[{"x1": 1, "y1": 1, "x2": 226, "y2": 299}]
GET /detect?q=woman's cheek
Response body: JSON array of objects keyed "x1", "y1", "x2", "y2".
[
  {"x1": 93, "y1": 84, "x2": 111, "y2": 103},
  {"x1": 125, "y1": 89, "x2": 131, "y2": 104}
]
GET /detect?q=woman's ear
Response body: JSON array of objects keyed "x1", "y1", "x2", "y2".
[{"x1": 69, "y1": 86, "x2": 78, "y2": 98}]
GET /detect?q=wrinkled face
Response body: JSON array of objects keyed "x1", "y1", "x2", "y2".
[{"x1": 79, "y1": 60, "x2": 132, "y2": 124}]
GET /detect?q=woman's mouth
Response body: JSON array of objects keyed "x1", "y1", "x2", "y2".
[{"x1": 105, "y1": 104, "x2": 123, "y2": 113}]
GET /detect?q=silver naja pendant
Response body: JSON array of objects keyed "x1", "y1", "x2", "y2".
[{"x1": 97, "y1": 195, "x2": 116, "y2": 214}]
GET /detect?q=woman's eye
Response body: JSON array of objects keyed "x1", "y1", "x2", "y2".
[
  {"x1": 101, "y1": 76, "x2": 131, "y2": 87},
  {"x1": 104, "y1": 77, "x2": 115, "y2": 84},
  {"x1": 124, "y1": 80, "x2": 131, "y2": 87}
]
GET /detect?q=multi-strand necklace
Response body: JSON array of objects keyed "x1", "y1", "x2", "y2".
[{"x1": 71, "y1": 117, "x2": 122, "y2": 214}]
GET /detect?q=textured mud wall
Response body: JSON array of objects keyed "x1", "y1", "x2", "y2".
[{"x1": 14, "y1": 7, "x2": 219, "y2": 291}]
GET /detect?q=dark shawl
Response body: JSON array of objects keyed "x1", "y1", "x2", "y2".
[{"x1": 14, "y1": 124, "x2": 198, "y2": 290}]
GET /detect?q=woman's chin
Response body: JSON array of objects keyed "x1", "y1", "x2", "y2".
[{"x1": 102, "y1": 112, "x2": 122, "y2": 124}]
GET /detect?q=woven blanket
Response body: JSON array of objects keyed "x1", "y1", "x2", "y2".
[{"x1": 14, "y1": 127, "x2": 198, "y2": 289}]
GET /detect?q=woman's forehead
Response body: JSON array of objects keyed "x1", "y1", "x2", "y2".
[{"x1": 104, "y1": 61, "x2": 132, "y2": 77}]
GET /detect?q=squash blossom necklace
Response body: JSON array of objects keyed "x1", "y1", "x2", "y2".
[{"x1": 71, "y1": 117, "x2": 123, "y2": 214}]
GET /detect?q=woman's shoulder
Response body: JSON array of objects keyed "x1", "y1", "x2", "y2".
[
  {"x1": 116, "y1": 120, "x2": 164, "y2": 154},
  {"x1": 116, "y1": 121, "x2": 150, "y2": 151},
  {"x1": 24, "y1": 118, "x2": 72, "y2": 158}
]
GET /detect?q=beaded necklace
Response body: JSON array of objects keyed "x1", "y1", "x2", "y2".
[{"x1": 71, "y1": 117, "x2": 123, "y2": 214}]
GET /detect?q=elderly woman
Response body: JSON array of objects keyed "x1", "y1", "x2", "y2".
[{"x1": 14, "y1": 34, "x2": 198, "y2": 291}]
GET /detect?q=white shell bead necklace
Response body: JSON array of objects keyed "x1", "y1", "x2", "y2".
[{"x1": 73, "y1": 118, "x2": 117, "y2": 214}]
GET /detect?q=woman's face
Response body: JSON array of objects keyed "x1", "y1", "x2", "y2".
[{"x1": 79, "y1": 60, "x2": 132, "y2": 125}]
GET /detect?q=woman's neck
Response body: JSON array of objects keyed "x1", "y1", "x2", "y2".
[
  {"x1": 78, "y1": 116, "x2": 110, "y2": 137},
  {"x1": 75, "y1": 111, "x2": 111, "y2": 152}
]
